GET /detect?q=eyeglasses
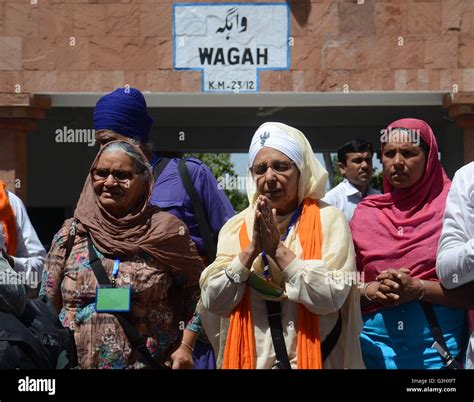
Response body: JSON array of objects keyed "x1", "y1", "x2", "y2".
[
  {"x1": 250, "y1": 160, "x2": 295, "y2": 176},
  {"x1": 91, "y1": 168, "x2": 141, "y2": 183}
]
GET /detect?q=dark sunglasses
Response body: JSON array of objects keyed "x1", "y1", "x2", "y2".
[{"x1": 250, "y1": 160, "x2": 295, "y2": 176}]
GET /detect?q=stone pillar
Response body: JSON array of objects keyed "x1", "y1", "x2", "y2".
[
  {"x1": 0, "y1": 94, "x2": 51, "y2": 202},
  {"x1": 443, "y1": 92, "x2": 474, "y2": 165}
]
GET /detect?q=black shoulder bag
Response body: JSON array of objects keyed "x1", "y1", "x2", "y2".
[{"x1": 0, "y1": 220, "x2": 80, "y2": 370}]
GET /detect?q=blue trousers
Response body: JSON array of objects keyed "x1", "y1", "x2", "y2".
[{"x1": 361, "y1": 301, "x2": 466, "y2": 369}]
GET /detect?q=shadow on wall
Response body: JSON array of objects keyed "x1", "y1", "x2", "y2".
[{"x1": 289, "y1": 0, "x2": 311, "y2": 28}]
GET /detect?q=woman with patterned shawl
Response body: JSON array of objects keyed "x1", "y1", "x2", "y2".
[
  {"x1": 41, "y1": 141, "x2": 204, "y2": 369},
  {"x1": 199, "y1": 122, "x2": 364, "y2": 369}
]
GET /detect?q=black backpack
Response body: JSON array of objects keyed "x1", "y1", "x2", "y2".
[{"x1": 0, "y1": 295, "x2": 77, "y2": 369}]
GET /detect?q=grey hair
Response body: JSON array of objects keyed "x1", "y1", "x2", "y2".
[{"x1": 100, "y1": 142, "x2": 152, "y2": 181}]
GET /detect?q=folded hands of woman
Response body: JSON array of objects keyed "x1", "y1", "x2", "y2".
[
  {"x1": 239, "y1": 195, "x2": 296, "y2": 271},
  {"x1": 366, "y1": 268, "x2": 425, "y2": 307}
]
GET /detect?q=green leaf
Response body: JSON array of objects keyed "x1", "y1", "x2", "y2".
[{"x1": 185, "y1": 153, "x2": 250, "y2": 212}]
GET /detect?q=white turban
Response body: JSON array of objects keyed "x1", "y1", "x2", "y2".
[
  {"x1": 248, "y1": 124, "x2": 303, "y2": 170},
  {"x1": 246, "y1": 122, "x2": 328, "y2": 206}
]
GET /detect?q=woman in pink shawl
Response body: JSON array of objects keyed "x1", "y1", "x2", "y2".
[{"x1": 350, "y1": 118, "x2": 468, "y2": 369}]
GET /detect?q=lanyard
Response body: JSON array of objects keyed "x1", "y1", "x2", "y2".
[
  {"x1": 261, "y1": 205, "x2": 302, "y2": 280},
  {"x1": 112, "y1": 259, "x2": 120, "y2": 286}
]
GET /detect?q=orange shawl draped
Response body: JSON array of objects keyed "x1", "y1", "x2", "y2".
[
  {"x1": 222, "y1": 198, "x2": 323, "y2": 369},
  {"x1": 0, "y1": 181, "x2": 17, "y2": 255}
]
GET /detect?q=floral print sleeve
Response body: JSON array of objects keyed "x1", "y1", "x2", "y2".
[
  {"x1": 39, "y1": 213, "x2": 206, "y2": 369},
  {"x1": 186, "y1": 310, "x2": 202, "y2": 333},
  {"x1": 39, "y1": 220, "x2": 71, "y2": 313}
]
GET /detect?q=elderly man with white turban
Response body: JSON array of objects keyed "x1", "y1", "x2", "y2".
[{"x1": 199, "y1": 122, "x2": 364, "y2": 369}]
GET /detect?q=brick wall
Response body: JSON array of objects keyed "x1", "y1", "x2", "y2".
[{"x1": 0, "y1": 0, "x2": 472, "y2": 93}]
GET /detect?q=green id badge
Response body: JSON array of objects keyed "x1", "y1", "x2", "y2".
[{"x1": 95, "y1": 287, "x2": 131, "y2": 313}]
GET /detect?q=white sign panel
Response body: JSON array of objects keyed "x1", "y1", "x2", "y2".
[{"x1": 173, "y1": 2, "x2": 290, "y2": 93}]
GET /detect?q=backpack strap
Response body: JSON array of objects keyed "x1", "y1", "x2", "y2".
[
  {"x1": 152, "y1": 157, "x2": 171, "y2": 181},
  {"x1": 321, "y1": 311, "x2": 342, "y2": 362},
  {"x1": 265, "y1": 301, "x2": 342, "y2": 369},
  {"x1": 177, "y1": 159, "x2": 217, "y2": 263},
  {"x1": 420, "y1": 301, "x2": 462, "y2": 369},
  {"x1": 265, "y1": 300, "x2": 291, "y2": 369}
]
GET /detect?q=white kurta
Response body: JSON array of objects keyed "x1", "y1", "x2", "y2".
[
  {"x1": 436, "y1": 162, "x2": 474, "y2": 368},
  {"x1": 321, "y1": 179, "x2": 380, "y2": 222},
  {"x1": 0, "y1": 191, "x2": 46, "y2": 286},
  {"x1": 200, "y1": 202, "x2": 365, "y2": 369}
]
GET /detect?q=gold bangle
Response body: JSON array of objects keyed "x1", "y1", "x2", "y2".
[
  {"x1": 418, "y1": 279, "x2": 426, "y2": 300},
  {"x1": 181, "y1": 341, "x2": 194, "y2": 352},
  {"x1": 363, "y1": 281, "x2": 377, "y2": 302}
]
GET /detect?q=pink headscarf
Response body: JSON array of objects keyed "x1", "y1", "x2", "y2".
[{"x1": 350, "y1": 118, "x2": 451, "y2": 311}]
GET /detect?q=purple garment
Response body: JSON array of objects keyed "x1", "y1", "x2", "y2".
[
  {"x1": 149, "y1": 156, "x2": 235, "y2": 257},
  {"x1": 193, "y1": 338, "x2": 216, "y2": 369}
]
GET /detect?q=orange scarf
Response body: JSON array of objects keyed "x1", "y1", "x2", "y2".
[
  {"x1": 222, "y1": 198, "x2": 323, "y2": 369},
  {"x1": 0, "y1": 181, "x2": 17, "y2": 255}
]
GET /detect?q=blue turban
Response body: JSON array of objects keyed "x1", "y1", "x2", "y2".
[{"x1": 93, "y1": 87, "x2": 154, "y2": 143}]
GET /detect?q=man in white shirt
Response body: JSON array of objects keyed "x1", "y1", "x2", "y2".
[
  {"x1": 0, "y1": 187, "x2": 46, "y2": 290},
  {"x1": 322, "y1": 139, "x2": 380, "y2": 221},
  {"x1": 436, "y1": 161, "x2": 474, "y2": 368}
]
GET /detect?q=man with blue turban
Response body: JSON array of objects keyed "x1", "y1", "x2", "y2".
[
  {"x1": 93, "y1": 87, "x2": 235, "y2": 369},
  {"x1": 94, "y1": 87, "x2": 154, "y2": 144}
]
